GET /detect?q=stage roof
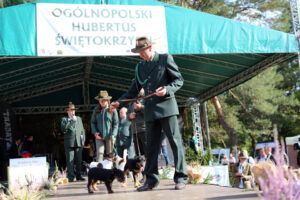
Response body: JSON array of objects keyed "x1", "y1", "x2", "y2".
[{"x1": 0, "y1": 0, "x2": 298, "y2": 114}]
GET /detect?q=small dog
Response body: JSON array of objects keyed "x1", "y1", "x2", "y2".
[
  {"x1": 87, "y1": 167, "x2": 125, "y2": 194},
  {"x1": 123, "y1": 156, "x2": 146, "y2": 188},
  {"x1": 187, "y1": 169, "x2": 202, "y2": 184},
  {"x1": 113, "y1": 155, "x2": 126, "y2": 171},
  {"x1": 88, "y1": 153, "x2": 114, "y2": 170}
]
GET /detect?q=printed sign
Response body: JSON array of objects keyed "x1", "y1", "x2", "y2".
[
  {"x1": 9, "y1": 157, "x2": 48, "y2": 190},
  {"x1": 36, "y1": 3, "x2": 168, "y2": 56},
  {"x1": 199, "y1": 165, "x2": 230, "y2": 187}
]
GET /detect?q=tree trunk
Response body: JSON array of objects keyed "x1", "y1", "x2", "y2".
[
  {"x1": 183, "y1": 108, "x2": 189, "y2": 129},
  {"x1": 212, "y1": 97, "x2": 238, "y2": 155}
]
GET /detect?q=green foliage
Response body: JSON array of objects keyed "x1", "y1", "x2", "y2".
[
  {"x1": 160, "y1": 0, "x2": 292, "y2": 33},
  {"x1": 50, "y1": 161, "x2": 60, "y2": 182},
  {"x1": 0, "y1": 0, "x2": 36, "y2": 8},
  {"x1": 186, "y1": 147, "x2": 215, "y2": 166},
  {"x1": 159, "y1": 167, "x2": 172, "y2": 179},
  {"x1": 191, "y1": 180, "x2": 200, "y2": 184},
  {"x1": 202, "y1": 173, "x2": 214, "y2": 184},
  {"x1": 0, "y1": 183, "x2": 47, "y2": 200}
]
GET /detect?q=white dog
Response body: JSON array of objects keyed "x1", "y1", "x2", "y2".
[{"x1": 113, "y1": 155, "x2": 126, "y2": 171}]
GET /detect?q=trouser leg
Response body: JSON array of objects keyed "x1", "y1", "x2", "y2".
[
  {"x1": 160, "y1": 116, "x2": 188, "y2": 184},
  {"x1": 138, "y1": 131, "x2": 147, "y2": 156},
  {"x1": 144, "y1": 120, "x2": 162, "y2": 186},
  {"x1": 105, "y1": 140, "x2": 113, "y2": 155},
  {"x1": 161, "y1": 145, "x2": 170, "y2": 166},
  {"x1": 127, "y1": 143, "x2": 136, "y2": 159},
  {"x1": 65, "y1": 146, "x2": 75, "y2": 180},
  {"x1": 74, "y1": 147, "x2": 82, "y2": 178},
  {"x1": 117, "y1": 145, "x2": 124, "y2": 158},
  {"x1": 95, "y1": 139, "x2": 105, "y2": 162}
]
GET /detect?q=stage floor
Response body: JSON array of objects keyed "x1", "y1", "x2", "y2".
[{"x1": 46, "y1": 178, "x2": 260, "y2": 200}]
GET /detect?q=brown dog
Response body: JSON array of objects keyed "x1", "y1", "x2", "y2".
[
  {"x1": 87, "y1": 167, "x2": 125, "y2": 194},
  {"x1": 122, "y1": 156, "x2": 145, "y2": 188}
]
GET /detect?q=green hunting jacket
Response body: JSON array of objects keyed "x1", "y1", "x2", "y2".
[
  {"x1": 116, "y1": 118, "x2": 132, "y2": 148},
  {"x1": 61, "y1": 116, "x2": 85, "y2": 148},
  {"x1": 90, "y1": 105, "x2": 119, "y2": 139},
  {"x1": 118, "y1": 53, "x2": 183, "y2": 122}
]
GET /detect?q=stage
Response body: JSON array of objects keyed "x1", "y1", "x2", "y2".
[{"x1": 47, "y1": 178, "x2": 259, "y2": 200}]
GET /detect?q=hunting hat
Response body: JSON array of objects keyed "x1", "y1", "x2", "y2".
[
  {"x1": 94, "y1": 90, "x2": 112, "y2": 101},
  {"x1": 66, "y1": 102, "x2": 76, "y2": 111},
  {"x1": 131, "y1": 36, "x2": 155, "y2": 53},
  {"x1": 239, "y1": 151, "x2": 248, "y2": 159}
]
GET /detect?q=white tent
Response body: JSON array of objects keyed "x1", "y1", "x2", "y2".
[
  {"x1": 285, "y1": 135, "x2": 300, "y2": 145},
  {"x1": 285, "y1": 135, "x2": 300, "y2": 168}
]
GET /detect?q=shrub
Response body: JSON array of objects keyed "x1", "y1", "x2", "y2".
[{"x1": 258, "y1": 138, "x2": 300, "y2": 200}]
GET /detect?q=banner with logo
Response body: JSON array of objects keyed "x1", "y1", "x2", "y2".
[
  {"x1": 199, "y1": 165, "x2": 230, "y2": 187},
  {"x1": 36, "y1": 3, "x2": 168, "y2": 56}
]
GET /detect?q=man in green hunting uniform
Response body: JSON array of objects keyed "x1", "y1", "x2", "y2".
[
  {"x1": 110, "y1": 36, "x2": 188, "y2": 191},
  {"x1": 61, "y1": 102, "x2": 85, "y2": 182},
  {"x1": 91, "y1": 90, "x2": 118, "y2": 162}
]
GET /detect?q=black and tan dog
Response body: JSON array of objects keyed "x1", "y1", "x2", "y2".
[
  {"x1": 123, "y1": 156, "x2": 146, "y2": 188},
  {"x1": 87, "y1": 167, "x2": 125, "y2": 194}
]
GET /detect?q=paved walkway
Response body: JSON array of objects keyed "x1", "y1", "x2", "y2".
[{"x1": 47, "y1": 179, "x2": 260, "y2": 200}]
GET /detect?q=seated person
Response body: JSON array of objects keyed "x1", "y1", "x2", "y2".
[
  {"x1": 229, "y1": 153, "x2": 236, "y2": 164},
  {"x1": 22, "y1": 135, "x2": 35, "y2": 158},
  {"x1": 221, "y1": 154, "x2": 229, "y2": 165},
  {"x1": 10, "y1": 136, "x2": 23, "y2": 158},
  {"x1": 233, "y1": 151, "x2": 253, "y2": 189},
  {"x1": 242, "y1": 150, "x2": 255, "y2": 165},
  {"x1": 256, "y1": 149, "x2": 267, "y2": 163}
]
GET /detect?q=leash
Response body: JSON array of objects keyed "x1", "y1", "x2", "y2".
[
  {"x1": 108, "y1": 107, "x2": 114, "y2": 156},
  {"x1": 119, "y1": 92, "x2": 156, "y2": 102},
  {"x1": 134, "y1": 121, "x2": 141, "y2": 156},
  {"x1": 119, "y1": 86, "x2": 165, "y2": 102}
]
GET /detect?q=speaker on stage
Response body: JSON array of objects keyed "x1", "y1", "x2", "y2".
[{"x1": 0, "y1": 100, "x2": 17, "y2": 181}]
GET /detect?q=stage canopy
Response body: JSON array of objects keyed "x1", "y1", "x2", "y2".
[{"x1": 0, "y1": 0, "x2": 298, "y2": 114}]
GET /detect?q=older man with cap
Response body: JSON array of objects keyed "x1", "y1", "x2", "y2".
[
  {"x1": 91, "y1": 90, "x2": 118, "y2": 162},
  {"x1": 233, "y1": 151, "x2": 253, "y2": 189},
  {"x1": 110, "y1": 36, "x2": 188, "y2": 191},
  {"x1": 61, "y1": 102, "x2": 85, "y2": 182}
]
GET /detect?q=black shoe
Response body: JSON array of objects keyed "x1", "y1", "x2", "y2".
[
  {"x1": 175, "y1": 182, "x2": 186, "y2": 190},
  {"x1": 137, "y1": 183, "x2": 155, "y2": 192},
  {"x1": 68, "y1": 178, "x2": 74, "y2": 182},
  {"x1": 76, "y1": 176, "x2": 85, "y2": 181}
]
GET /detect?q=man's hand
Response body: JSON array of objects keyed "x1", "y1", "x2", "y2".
[
  {"x1": 129, "y1": 112, "x2": 136, "y2": 120},
  {"x1": 155, "y1": 86, "x2": 167, "y2": 96},
  {"x1": 94, "y1": 132, "x2": 103, "y2": 140},
  {"x1": 109, "y1": 101, "x2": 120, "y2": 112},
  {"x1": 134, "y1": 102, "x2": 142, "y2": 111},
  {"x1": 235, "y1": 172, "x2": 242, "y2": 177}
]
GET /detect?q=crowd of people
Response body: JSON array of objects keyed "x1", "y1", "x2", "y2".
[
  {"x1": 218, "y1": 146, "x2": 289, "y2": 189},
  {"x1": 10, "y1": 135, "x2": 36, "y2": 159}
]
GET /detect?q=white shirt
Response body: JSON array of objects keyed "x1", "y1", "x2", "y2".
[
  {"x1": 229, "y1": 157, "x2": 236, "y2": 164},
  {"x1": 238, "y1": 162, "x2": 244, "y2": 188},
  {"x1": 246, "y1": 157, "x2": 255, "y2": 165}
]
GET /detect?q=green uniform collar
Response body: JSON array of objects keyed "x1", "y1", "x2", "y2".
[
  {"x1": 136, "y1": 52, "x2": 159, "y2": 87},
  {"x1": 153, "y1": 52, "x2": 159, "y2": 62}
]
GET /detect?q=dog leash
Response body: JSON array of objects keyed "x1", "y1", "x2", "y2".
[
  {"x1": 119, "y1": 86, "x2": 165, "y2": 102},
  {"x1": 134, "y1": 121, "x2": 141, "y2": 156}
]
